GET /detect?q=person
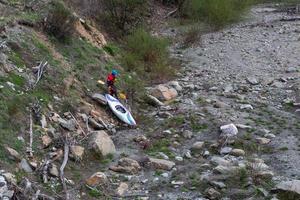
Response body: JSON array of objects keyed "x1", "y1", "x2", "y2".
[{"x1": 106, "y1": 69, "x2": 118, "y2": 98}]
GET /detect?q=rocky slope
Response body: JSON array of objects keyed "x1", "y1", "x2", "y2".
[{"x1": 1, "y1": 1, "x2": 300, "y2": 200}]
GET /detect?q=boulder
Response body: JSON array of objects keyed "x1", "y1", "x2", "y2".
[
  {"x1": 220, "y1": 124, "x2": 238, "y2": 137},
  {"x1": 256, "y1": 137, "x2": 271, "y2": 145},
  {"x1": 5, "y1": 146, "x2": 21, "y2": 161},
  {"x1": 274, "y1": 180, "x2": 300, "y2": 197},
  {"x1": 86, "y1": 172, "x2": 108, "y2": 187},
  {"x1": 246, "y1": 77, "x2": 259, "y2": 85},
  {"x1": 145, "y1": 94, "x2": 164, "y2": 107},
  {"x1": 88, "y1": 118, "x2": 105, "y2": 130},
  {"x1": 206, "y1": 188, "x2": 221, "y2": 199},
  {"x1": 19, "y1": 159, "x2": 33, "y2": 173},
  {"x1": 168, "y1": 81, "x2": 183, "y2": 92},
  {"x1": 213, "y1": 165, "x2": 239, "y2": 174},
  {"x1": 220, "y1": 147, "x2": 232, "y2": 154},
  {"x1": 88, "y1": 131, "x2": 116, "y2": 157},
  {"x1": 230, "y1": 149, "x2": 245, "y2": 156},
  {"x1": 70, "y1": 145, "x2": 85, "y2": 160},
  {"x1": 116, "y1": 182, "x2": 128, "y2": 196},
  {"x1": 191, "y1": 141, "x2": 205, "y2": 150},
  {"x1": 210, "y1": 156, "x2": 231, "y2": 166},
  {"x1": 2, "y1": 173, "x2": 16, "y2": 185},
  {"x1": 41, "y1": 135, "x2": 52, "y2": 148},
  {"x1": 92, "y1": 93, "x2": 107, "y2": 105},
  {"x1": 49, "y1": 164, "x2": 59, "y2": 177},
  {"x1": 109, "y1": 157, "x2": 141, "y2": 174},
  {"x1": 59, "y1": 118, "x2": 76, "y2": 131},
  {"x1": 149, "y1": 158, "x2": 175, "y2": 170},
  {"x1": 150, "y1": 84, "x2": 178, "y2": 101}
]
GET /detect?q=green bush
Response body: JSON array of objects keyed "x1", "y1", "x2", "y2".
[
  {"x1": 181, "y1": 0, "x2": 254, "y2": 28},
  {"x1": 121, "y1": 28, "x2": 174, "y2": 82},
  {"x1": 45, "y1": 0, "x2": 76, "y2": 40},
  {"x1": 101, "y1": 0, "x2": 147, "y2": 34}
]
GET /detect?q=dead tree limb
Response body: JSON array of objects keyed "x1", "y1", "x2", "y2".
[
  {"x1": 60, "y1": 139, "x2": 70, "y2": 200},
  {"x1": 27, "y1": 112, "x2": 34, "y2": 158},
  {"x1": 165, "y1": 8, "x2": 178, "y2": 18},
  {"x1": 33, "y1": 61, "x2": 48, "y2": 88}
]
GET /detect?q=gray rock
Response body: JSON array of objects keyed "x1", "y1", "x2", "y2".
[
  {"x1": 88, "y1": 131, "x2": 116, "y2": 157},
  {"x1": 210, "y1": 181, "x2": 226, "y2": 189},
  {"x1": 230, "y1": 149, "x2": 245, "y2": 156},
  {"x1": 247, "y1": 77, "x2": 259, "y2": 85},
  {"x1": 256, "y1": 137, "x2": 271, "y2": 144},
  {"x1": 5, "y1": 146, "x2": 21, "y2": 161},
  {"x1": 145, "y1": 94, "x2": 164, "y2": 106},
  {"x1": 168, "y1": 81, "x2": 183, "y2": 92},
  {"x1": 175, "y1": 156, "x2": 183, "y2": 161},
  {"x1": 206, "y1": 188, "x2": 221, "y2": 199},
  {"x1": 220, "y1": 124, "x2": 238, "y2": 137},
  {"x1": 149, "y1": 158, "x2": 175, "y2": 170},
  {"x1": 109, "y1": 157, "x2": 141, "y2": 174},
  {"x1": 183, "y1": 130, "x2": 193, "y2": 139},
  {"x1": 220, "y1": 147, "x2": 232, "y2": 154},
  {"x1": 92, "y1": 93, "x2": 107, "y2": 105},
  {"x1": 274, "y1": 180, "x2": 300, "y2": 197},
  {"x1": 88, "y1": 118, "x2": 105, "y2": 130},
  {"x1": 240, "y1": 104, "x2": 254, "y2": 110},
  {"x1": 19, "y1": 159, "x2": 33, "y2": 173},
  {"x1": 210, "y1": 156, "x2": 231, "y2": 166},
  {"x1": 286, "y1": 67, "x2": 298, "y2": 73},
  {"x1": 150, "y1": 84, "x2": 178, "y2": 101},
  {"x1": 191, "y1": 141, "x2": 205, "y2": 150},
  {"x1": 49, "y1": 164, "x2": 59, "y2": 177},
  {"x1": 59, "y1": 118, "x2": 76, "y2": 131}
]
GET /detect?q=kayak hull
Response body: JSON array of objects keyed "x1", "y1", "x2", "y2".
[{"x1": 105, "y1": 94, "x2": 136, "y2": 126}]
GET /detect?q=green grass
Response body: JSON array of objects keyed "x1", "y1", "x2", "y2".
[
  {"x1": 145, "y1": 138, "x2": 175, "y2": 159},
  {"x1": 103, "y1": 43, "x2": 120, "y2": 56},
  {"x1": 166, "y1": 115, "x2": 185, "y2": 128},
  {"x1": 8, "y1": 51, "x2": 26, "y2": 68}
]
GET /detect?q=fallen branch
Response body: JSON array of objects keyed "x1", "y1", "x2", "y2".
[
  {"x1": 32, "y1": 189, "x2": 40, "y2": 200},
  {"x1": 27, "y1": 112, "x2": 34, "y2": 158},
  {"x1": 42, "y1": 160, "x2": 51, "y2": 183},
  {"x1": 33, "y1": 61, "x2": 48, "y2": 88},
  {"x1": 165, "y1": 8, "x2": 178, "y2": 18},
  {"x1": 60, "y1": 138, "x2": 70, "y2": 200}
]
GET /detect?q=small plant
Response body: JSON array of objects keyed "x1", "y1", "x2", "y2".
[{"x1": 183, "y1": 26, "x2": 202, "y2": 47}]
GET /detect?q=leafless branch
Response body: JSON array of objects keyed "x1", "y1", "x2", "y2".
[
  {"x1": 60, "y1": 138, "x2": 70, "y2": 200},
  {"x1": 27, "y1": 112, "x2": 34, "y2": 158}
]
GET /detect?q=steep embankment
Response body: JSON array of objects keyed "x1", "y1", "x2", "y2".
[{"x1": 1, "y1": 1, "x2": 300, "y2": 199}]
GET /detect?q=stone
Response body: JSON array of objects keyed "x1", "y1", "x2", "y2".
[
  {"x1": 256, "y1": 137, "x2": 271, "y2": 144},
  {"x1": 220, "y1": 147, "x2": 232, "y2": 154},
  {"x1": 2, "y1": 173, "x2": 16, "y2": 185},
  {"x1": 109, "y1": 158, "x2": 141, "y2": 174},
  {"x1": 59, "y1": 118, "x2": 76, "y2": 131},
  {"x1": 230, "y1": 149, "x2": 245, "y2": 156},
  {"x1": 150, "y1": 84, "x2": 178, "y2": 101},
  {"x1": 274, "y1": 180, "x2": 300, "y2": 197},
  {"x1": 184, "y1": 150, "x2": 192, "y2": 159},
  {"x1": 224, "y1": 84, "x2": 234, "y2": 93},
  {"x1": 213, "y1": 165, "x2": 239, "y2": 174},
  {"x1": 88, "y1": 118, "x2": 104, "y2": 130},
  {"x1": 191, "y1": 141, "x2": 205, "y2": 150},
  {"x1": 240, "y1": 104, "x2": 254, "y2": 110},
  {"x1": 41, "y1": 135, "x2": 52, "y2": 148},
  {"x1": 116, "y1": 182, "x2": 128, "y2": 196},
  {"x1": 19, "y1": 159, "x2": 33, "y2": 173},
  {"x1": 145, "y1": 94, "x2": 164, "y2": 106},
  {"x1": 70, "y1": 145, "x2": 85, "y2": 160},
  {"x1": 206, "y1": 188, "x2": 221, "y2": 199},
  {"x1": 92, "y1": 93, "x2": 107, "y2": 105},
  {"x1": 5, "y1": 146, "x2": 21, "y2": 161},
  {"x1": 149, "y1": 158, "x2": 175, "y2": 170},
  {"x1": 236, "y1": 124, "x2": 252, "y2": 129},
  {"x1": 247, "y1": 77, "x2": 259, "y2": 85},
  {"x1": 210, "y1": 156, "x2": 231, "y2": 166},
  {"x1": 264, "y1": 133, "x2": 276, "y2": 139},
  {"x1": 88, "y1": 131, "x2": 116, "y2": 157},
  {"x1": 40, "y1": 115, "x2": 47, "y2": 128},
  {"x1": 49, "y1": 164, "x2": 59, "y2": 177},
  {"x1": 161, "y1": 172, "x2": 169, "y2": 178},
  {"x1": 286, "y1": 67, "x2": 298, "y2": 73},
  {"x1": 220, "y1": 124, "x2": 238, "y2": 137},
  {"x1": 183, "y1": 130, "x2": 193, "y2": 139},
  {"x1": 158, "y1": 152, "x2": 169, "y2": 160},
  {"x1": 210, "y1": 181, "x2": 226, "y2": 189},
  {"x1": 168, "y1": 81, "x2": 182, "y2": 92},
  {"x1": 86, "y1": 172, "x2": 108, "y2": 187},
  {"x1": 175, "y1": 156, "x2": 183, "y2": 161}
]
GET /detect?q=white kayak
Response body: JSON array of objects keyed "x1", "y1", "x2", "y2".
[{"x1": 105, "y1": 94, "x2": 136, "y2": 126}]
